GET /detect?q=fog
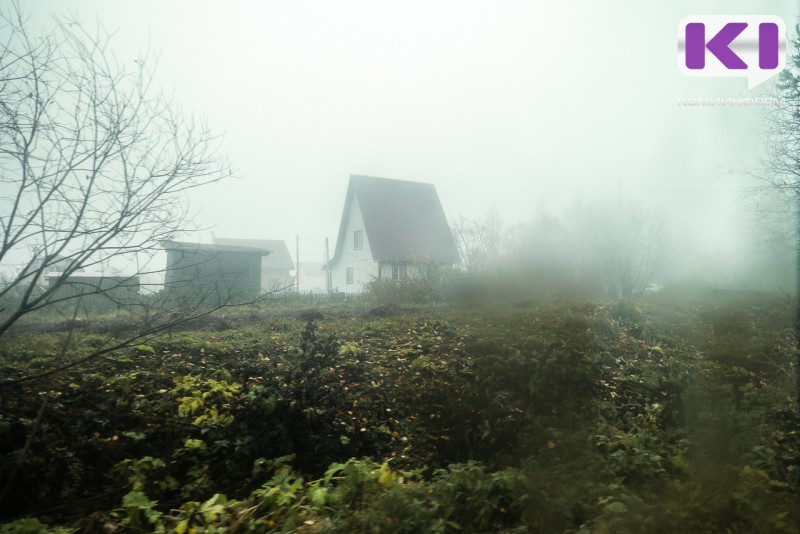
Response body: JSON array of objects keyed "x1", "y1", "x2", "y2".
[
  {"x1": 20, "y1": 0, "x2": 800, "y2": 292},
  {"x1": 4, "y1": 5, "x2": 800, "y2": 527}
]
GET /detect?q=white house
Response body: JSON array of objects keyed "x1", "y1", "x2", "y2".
[
  {"x1": 298, "y1": 261, "x2": 327, "y2": 293},
  {"x1": 326, "y1": 175, "x2": 460, "y2": 293},
  {"x1": 213, "y1": 237, "x2": 295, "y2": 293}
]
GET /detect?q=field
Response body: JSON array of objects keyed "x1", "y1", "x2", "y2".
[{"x1": 1, "y1": 289, "x2": 799, "y2": 532}]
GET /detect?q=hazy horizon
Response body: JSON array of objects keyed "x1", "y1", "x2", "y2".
[{"x1": 11, "y1": 0, "x2": 800, "y2": 292}]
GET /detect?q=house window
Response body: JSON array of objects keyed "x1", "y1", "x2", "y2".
[
  {"x1": 269, "y1": 278, "x2": 281, "y2": 291},
  {"x1": 346, "y1": 267, "x2": 354, "y2": 284},
  {"x1": 353, "y1": 230, "x2": 363, "y2": 251},
  {"x1": 391, "y1": 265, "x2": 406, "y2": 281}
]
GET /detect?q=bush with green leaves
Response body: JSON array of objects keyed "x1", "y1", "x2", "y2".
[{"x1": 1, "y1": 291, "x2": 799, "y2": 532}]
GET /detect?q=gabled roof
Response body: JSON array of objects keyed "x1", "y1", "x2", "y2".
[
  {"x1": 213, "y1": 238, "x2": 295, "y2": 270},
  {"x1": 161, "y1": 240, "x2": 270, "y2": 256},
  {"x1": 331, "y1": 175, "x2": 459, "y2": 264}
]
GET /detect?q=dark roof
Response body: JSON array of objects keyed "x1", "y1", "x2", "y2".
[
  {"x1": 160, "y1": 240, "x2": 270, "y2": 256},
  {"x1": 331, "y1": 175, "x2": 459, "y2": 264},
  {"x1": 213, "y1": 238, "x2": 295, "y2": 270}
]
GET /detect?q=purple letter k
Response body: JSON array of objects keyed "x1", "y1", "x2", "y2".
[{"x1": 686, "y1": 22, "x2": 748, "y2": 69}]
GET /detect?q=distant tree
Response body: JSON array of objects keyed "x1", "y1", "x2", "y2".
[
  {"x1": 758, "y1": 21, "x2": 800, "y2": 403},
  {"x1": 505, "y1": 203, "x2": 572, "y2": 272},
  {"x1": 760, "y1": 26, "x2": 800, "y2": 208},
  {"x1": 579, "y1": 202, "x2": 669, "y2": 299},
  {"x1": 450, "y1": 209, "x2": 503, "y2": 273},
  {"x1": 0, "y1": 3, "x2": 237, "y2": 378},
  {"x1": 498, "y1": 201, "x2": 666, "y2": 300},
  {"x1": 501, "y1": 204, "x2": 579, "y2": 291},
  {"x1": 451, "y1": 201, "x2": 667, "y2": 301}
]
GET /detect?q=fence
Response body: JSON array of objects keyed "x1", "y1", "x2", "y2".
[{"x1": 263, "y1": 291, "x2": 357, "y2": 303}]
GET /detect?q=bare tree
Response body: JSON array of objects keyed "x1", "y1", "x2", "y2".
[
  {"x1": 0, "y1": 4, "x2": 238, "y2": 378},
  {"x1": 502, "y1": 200, "x2": 667, "y2": 299},
  {"x1": 759, "y1": 25, "x2": 800, "y2": 207},
  {"x1": 451, "y1": 209, "x2": 503, "y2": 273},
  {"x1": 757, "y1": 21, "x2": 800, "y2": 403},
  {"x1": 505, "y1": 202, "x2": 573, "y2": 273},
  {"x1": 580, "y1": 202, "x2": 668, "y2": 299}
]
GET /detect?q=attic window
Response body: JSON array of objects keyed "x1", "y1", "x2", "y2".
[{"x1": 354, "y1": 230, "x2": 363, "y2": 251}]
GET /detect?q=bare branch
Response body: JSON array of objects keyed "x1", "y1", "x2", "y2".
[{"x1": 0, "y1": 1, "x2": 249, "y2": 376}]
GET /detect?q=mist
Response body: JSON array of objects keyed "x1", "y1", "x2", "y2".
[
  {"x1": 7, "y1": 0, "x2": 793, "y2": 296},
  {"x1": 3, "y1": 3, "x2": 800, "y2": 530}
]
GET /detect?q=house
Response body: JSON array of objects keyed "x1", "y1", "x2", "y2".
[
  {"x1": 213, "y1": 238, "x2": 295, "y2": 293},
  {"x1": 298, "y1": 261, "x2": 326, "y2": 293},
  {"x1": 326, "y1": 175, "x2": 460, "y2": 293},
  {"x1": 161, "y1": 240, "x2": 269, "y2": 300}
]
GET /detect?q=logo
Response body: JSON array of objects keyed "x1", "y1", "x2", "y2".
[{"x1": 678, "y1": 15, "x2": 785, "y2": 89}]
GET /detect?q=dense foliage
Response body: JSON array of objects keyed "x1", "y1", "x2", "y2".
[{"x1": 0, "y1": 290, "x2": 798, "y2": 532}]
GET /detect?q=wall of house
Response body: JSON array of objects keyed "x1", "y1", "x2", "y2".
[
  {"x1": 166, "y1": 250, "x2": 262, "y2": 297},
  {"x1": 263, "y1": 267, "x2": 292, "y2": 293},
  {"x1": 330, "y1": 197, "x2": 378, "y2": 293}
]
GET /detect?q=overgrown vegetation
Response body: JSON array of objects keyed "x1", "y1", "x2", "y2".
[{"x1": 0, "y1": 290, "x2": 798, "y2": 532}]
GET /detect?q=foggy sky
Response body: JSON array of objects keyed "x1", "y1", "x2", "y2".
[{"x1": 21, "y1": 0, "x2": 799, "y2": 280}]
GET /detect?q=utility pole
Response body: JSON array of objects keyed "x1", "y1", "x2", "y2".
[
  {"x1": 295, "y1": 234, "x2": 300, "y2": 294},
  {"x1": 325, "y1": 237, "x2": 331, "y2": 293}
]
